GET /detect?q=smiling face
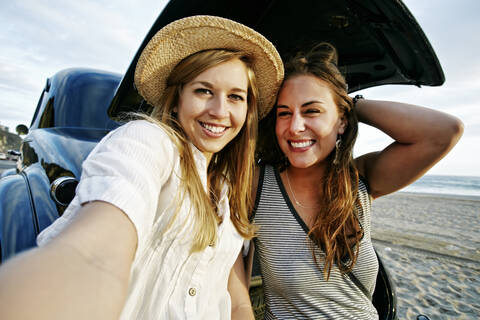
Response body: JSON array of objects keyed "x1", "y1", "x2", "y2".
[
  {"x1": 176, "y1": 58, "x2": 249, "y2": 162},
  {"x1": 275, "y1": 74, "x2": 346, "y2": 169}
]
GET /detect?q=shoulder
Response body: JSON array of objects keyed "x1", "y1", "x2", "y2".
[
  {"x1": 250, "y1": 164, "x2": 273, "y2": 219},
  {"x1": 250, "y1": 164, "x2": 267, "y2": 219},
  {"x1": 82, "y1": 119, "x2": 179, "y2": 183},
  {"x1": 356, "y1": 176, "x2": 373, "y2": 227},
  {"x1": 358, "y1": 176, "x2": 370, "y2": 194},
  {"x1": 252, "y1": 164, "x2": 269, "y2": 197},
  {"x1": 96, "y1": 120, "x2": 177, "y2": 158},
  {"x1": 358, "y1": 176, "x2": 372, "y2": 203},
  {"x1": 111, "y1": 120, "x2": 173, "y2": 144}
]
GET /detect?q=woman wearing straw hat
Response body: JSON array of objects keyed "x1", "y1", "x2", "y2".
[{"x1": 0, "y1": 16, "x2": 283, "y2": 319}]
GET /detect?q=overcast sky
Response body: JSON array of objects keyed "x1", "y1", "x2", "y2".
[{"x1": 0, "y1": 0, "x2": 478, "y2": 176}]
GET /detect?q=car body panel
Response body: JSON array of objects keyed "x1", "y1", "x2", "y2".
[
  {"x1": 0, "y1": 168, "x2": 16, "y2": 179},
  {"x1": 19, "y1": 128, "x2": 110, "y2": 178},
  {"x1": 373, "y1": 252, "x2": 397, "y2": 319},
  {"x1": 0, "y1": 69, "x2": 121, "y2": 262},
  {"x1": 30, "y1": 68, "x2": 121, "y2": 130},
  {"x1": 23, "y1": 164, "x2": 65, "y2": 233},
  {"x1": 0, "y1": 174, "x2": 37, "y2": 262}
]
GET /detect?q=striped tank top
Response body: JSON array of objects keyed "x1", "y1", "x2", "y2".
[{"x1": 253, "y1": 165, "x2": 379, "y2": 319}]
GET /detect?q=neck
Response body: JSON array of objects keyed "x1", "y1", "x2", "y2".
[
  {"x1": 287, "y1": 163, "x2": 326, "y2": 187},
  {"x1": 204, "y1": 152, "x2": 212, "y2": 167},
  {"x1": 284, "y1": 164, "x2": 327, "y2": 209}
]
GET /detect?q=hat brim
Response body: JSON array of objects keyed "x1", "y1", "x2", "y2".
[{"x1": 134, "y1": 15, "x2": 283, "y2": 119}]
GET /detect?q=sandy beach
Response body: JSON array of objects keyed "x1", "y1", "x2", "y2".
[{"x1": 371, "y1": 192, "x2": 480, "y2": 319}]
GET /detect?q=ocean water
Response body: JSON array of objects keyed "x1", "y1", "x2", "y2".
[{"x1": 400, "y1": 174, "x2": 480, "y2": 197}]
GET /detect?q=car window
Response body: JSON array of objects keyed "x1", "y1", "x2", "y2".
[{"x1": 38, "y1": 97, "x2": 55, "y2": 128}]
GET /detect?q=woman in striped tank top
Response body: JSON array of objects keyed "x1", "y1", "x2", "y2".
[{"x1": 251, "y1": 42, "x2": 463, "y2": 319}]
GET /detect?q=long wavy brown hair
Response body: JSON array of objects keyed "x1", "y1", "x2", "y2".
[
  {"x1": 144, "y1": 49, "x2": 259, "y2": 252},
  {"x1": 257, "y1": 43, "x2": 362, "y2": 279}
]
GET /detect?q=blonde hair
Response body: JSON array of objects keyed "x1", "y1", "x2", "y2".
[
  {"x1": 257, "y1": 43, "x2": 362, "y2": 279},
  {"x1": 145, "y1": 49, "x2": 258, "y2": 252}
]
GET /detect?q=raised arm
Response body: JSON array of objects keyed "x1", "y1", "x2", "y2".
[
  {"x1": 0, "y1": 201, "x2": 137, "y2": 320},
  {"x1": 354, "y1": 99, "x2": 463, "y2": 199}
]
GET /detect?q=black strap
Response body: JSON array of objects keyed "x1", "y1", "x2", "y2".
[
  {"x1": 347, "y1": 271, "x2": 372, "y2": 301},
  {"x1": 250, "y1": 164, "x2": 265, "y2": 221}
]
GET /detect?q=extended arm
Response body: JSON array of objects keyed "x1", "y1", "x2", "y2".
[
  {"x1": 228, "y1": 250, "x2": 255, "y2": 320},
  {"x1": 354, "y1": 99, "x2": 463, "y2": 199},
  {"x1": 0, "y1": 201, "x2": 137, "y2": 320}
]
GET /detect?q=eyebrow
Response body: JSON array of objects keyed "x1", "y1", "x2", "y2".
[
  {"x1": 231, "y1": 87, "x2": 248, "y2": 95},
  {"x1": 190, "y1": 81, "x2": 247, "y2": 94},
  {"x1": 276, "y1": 100, "x2": 324, "y2": 109}
]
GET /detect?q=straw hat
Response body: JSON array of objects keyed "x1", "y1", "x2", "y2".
[{"x1": 134, "y1": 15, "x2": 283, "y2": 119}]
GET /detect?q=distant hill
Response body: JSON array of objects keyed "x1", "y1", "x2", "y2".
[{"x1": 0, "y1": 130, "x2": 22, "y2": 152}]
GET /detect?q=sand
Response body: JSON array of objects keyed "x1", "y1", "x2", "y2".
[{"x1": 371, "y1": 192, "x2": 480, "y2": 319}]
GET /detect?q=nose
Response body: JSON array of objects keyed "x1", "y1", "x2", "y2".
[
  {"x1": 208, "y1": 94, "x2": 229, "y2": 118},
  {"x1": 289, "y1": 112, "x2": 306, "y2": 134}
]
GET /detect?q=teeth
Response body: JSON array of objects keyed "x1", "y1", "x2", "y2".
[
  {"x1": 291, "y1": 140, "x2": 313, "y2": 148},
  {"x1": 202, "y1": 123, "x2": 226, "y2": 133}
]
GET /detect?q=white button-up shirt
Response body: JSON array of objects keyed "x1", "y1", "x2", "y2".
[{"x1": 37, "y1": 120, "x2": 244, "y2": 319}]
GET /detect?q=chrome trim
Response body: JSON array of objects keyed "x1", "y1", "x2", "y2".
[{"x1": 50, "y1": 176, "x2": 78, "y2": 206}]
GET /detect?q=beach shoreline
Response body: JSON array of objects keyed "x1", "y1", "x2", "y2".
[
  {"x1": 398, "y1": 191, "x2": 480, "y2": 202},
  {"x1": 371, "y1": 192, "x2": 480, "y2": 319}
]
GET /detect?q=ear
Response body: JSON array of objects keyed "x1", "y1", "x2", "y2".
[
  {"x1": 338, "y1": 115, "x2": 347, "y2": 135},
  {"x1": 173, "y1": 106, "x2": 178, "y2": 113}
]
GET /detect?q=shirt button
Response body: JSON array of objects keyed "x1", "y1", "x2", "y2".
[{"x1": 188, "y1": 288, "x2": 196, "y2": 296}]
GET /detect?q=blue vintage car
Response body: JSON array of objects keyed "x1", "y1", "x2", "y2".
[{"x1": 0, "y1": 1, "x2": 444, "y2": 319}]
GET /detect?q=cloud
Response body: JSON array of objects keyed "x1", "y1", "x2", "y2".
[
  {"x1": 0, "y1": 0, "x2": 168, "y2": 131},
  {"x1": 403, "y1": 0, "x2": 480, "y2": 83},
  {"x1": 2, "y1": 0, "x2": 166, "y2": 72}
]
